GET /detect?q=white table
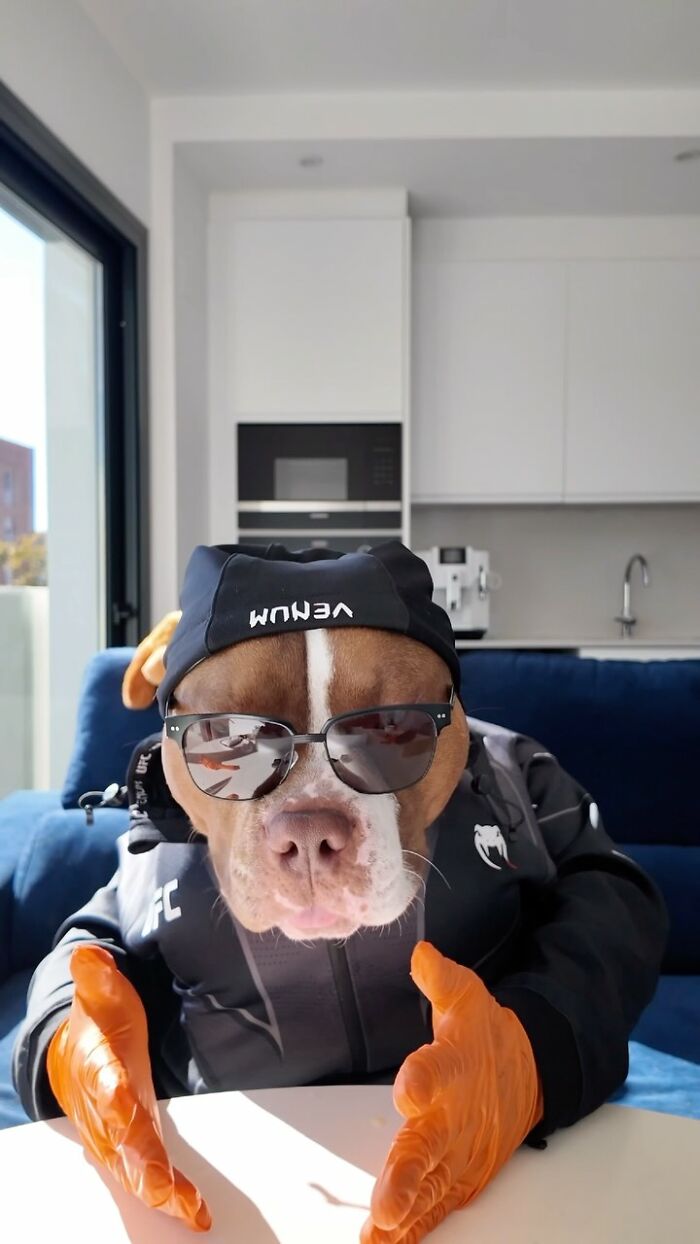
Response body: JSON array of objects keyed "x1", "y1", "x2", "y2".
[{"x1": 1, "y1": 1087, "x2": 699, "y2": 1242}]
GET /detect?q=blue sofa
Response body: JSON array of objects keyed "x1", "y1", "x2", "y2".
[{"x1": 1, "y1": 647, "x2": 698, "y2": 1128}]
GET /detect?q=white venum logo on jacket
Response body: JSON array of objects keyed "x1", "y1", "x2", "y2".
[
  {"x1": 474, "y1": 824, "x2": 515, "y2": 871},
  {"x1": 141, "y1": 879, "x2": 182, "y2": 936}
]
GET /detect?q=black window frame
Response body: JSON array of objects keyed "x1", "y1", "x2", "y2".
[{"x1": 0, "y1": 81, "x2": 149, "y2": 645}]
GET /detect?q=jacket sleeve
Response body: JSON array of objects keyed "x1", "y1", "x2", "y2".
[
  {"x1": 491, "y1": 736, "x2": 669, "y2": 1142},
  {"x1": 12, "y1": 870, "x2": 179, "y2": 1122}
]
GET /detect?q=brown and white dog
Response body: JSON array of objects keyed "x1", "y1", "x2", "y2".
[{"x1": 159, "y1": 626, "x2": 468, "y2": 942}]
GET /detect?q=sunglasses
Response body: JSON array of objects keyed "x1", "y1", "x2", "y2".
[{"x1": 164, "y1": 689, "x2": 455, "y2": 801}]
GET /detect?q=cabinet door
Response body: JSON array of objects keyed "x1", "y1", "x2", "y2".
[
  {"x1": 412, "y1": 261, "x2": 567, "y2": 501},
  {"x1": 566, "y1": 261, "x2": 700, "y2": 500},
  {"x1": 226, "y1": 218, "x2": 405, "y2": 420}
]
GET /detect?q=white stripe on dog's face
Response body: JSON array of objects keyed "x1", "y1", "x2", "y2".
[
  {"x1": 304, "y1": 628, "x2": 407, "y2": 883},
  {"x1": 306, "y1": 628, "x2": 333, "y2": 733},
  {"x1": 276, "y1": 628, "x2": 416, "y2": 932}
]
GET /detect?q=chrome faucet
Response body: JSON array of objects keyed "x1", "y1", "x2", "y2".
[{"x1": 615, "y1": 554, "x2": 650, "y2": 638}]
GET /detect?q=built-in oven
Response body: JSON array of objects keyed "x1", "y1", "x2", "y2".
[{"x1": 237, "y1": 423, "x2": 403, "y2": 552}]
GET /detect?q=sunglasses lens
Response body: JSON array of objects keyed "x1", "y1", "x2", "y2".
[
  {"x1": 326, "y1": 709, "x2": 437, "y2": 794},
  {"x1": 181, "y1": 717, "x2": 293, "y2": 800}
]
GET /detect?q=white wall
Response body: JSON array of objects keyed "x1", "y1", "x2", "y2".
[
  {"x1": 1, "y1": 0, "x2": 150, "y2": 223},
  {"x1": 173, "y1": 152, "x2": 209, "y2": 581},
  {"x1": 412, "y1": 502, "x2": 700, "y2": 644}
]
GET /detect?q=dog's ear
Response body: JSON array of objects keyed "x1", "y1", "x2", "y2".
[{"x1": 122, "y1": 611, "x2": 182, "y2": 709}]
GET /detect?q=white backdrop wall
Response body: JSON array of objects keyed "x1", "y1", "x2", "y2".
[
  {"x1": 1, "y1": 0, "x2": 150, "y2": 223},
  {"x1": 412, "y1": 502, "x2": 700, "y2": 645}
]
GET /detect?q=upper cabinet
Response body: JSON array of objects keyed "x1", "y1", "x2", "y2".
[
  {"x1": 412, "y1": 251, "x2": 700, "y2": 504},
  {"x1": 219, "y1": 215, "x2": 408, "y2": 422},
  {"x1": 565, "y1": 260, "x2": 700, "y2": 501},
  {"x1": 412, "y1": 260, "x2": 567, "y2": 501}
]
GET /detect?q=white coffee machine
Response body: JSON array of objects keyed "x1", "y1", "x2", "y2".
[{"x1": 415, "y1": 546, "x2": 500, "y2": 638}]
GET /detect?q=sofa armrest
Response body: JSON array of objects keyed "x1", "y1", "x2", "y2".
[
  {"x1": 10, "y1": 805, "x2": 128, "y2": 976},
  {"x1": 0, "y1": 792, "x2": 62, "y2": 985}
]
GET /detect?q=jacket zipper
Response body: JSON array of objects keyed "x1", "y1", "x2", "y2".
[{"x1": 326, "y1": 942, "x2": 367, "y2": 1075}]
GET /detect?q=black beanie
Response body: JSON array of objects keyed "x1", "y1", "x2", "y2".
[{"x1": 157, "y1": 540, "x2": 460, "y2": 715}]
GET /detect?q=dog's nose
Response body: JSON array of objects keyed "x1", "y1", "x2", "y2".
[{"x1": 264, "y1": 809, "x2": 353, "y2": 872}]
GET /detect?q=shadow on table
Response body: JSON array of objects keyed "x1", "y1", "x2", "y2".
[
  {"x1": 46, "y1": 1114, "x2": 281, "y2": 1243},
  {"x1": 241, "y1": 1084, "x2": 398, "y2": 1177}
]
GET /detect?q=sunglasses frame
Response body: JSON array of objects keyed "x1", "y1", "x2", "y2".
[{"x1": 163, "y1": 686, "x2": 456, "y2": 799}]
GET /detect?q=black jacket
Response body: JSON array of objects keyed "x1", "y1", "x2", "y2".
[{"x1": 12, "y1": 718, "x2": 668, "y2": 1142}]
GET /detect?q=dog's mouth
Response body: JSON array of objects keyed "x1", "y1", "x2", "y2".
[
  {"x1": 278, "y1": 904, "x2": 354, "y2": 939},
  {"x1": 272, "y1": 888, "x2": 363, "y2": 939},
  {"x1": 271, "y1": 868, "x2": 422, "y2": 941},
  {"x1": 284, "y1": 905, "x2": 342, "y2": 931}
]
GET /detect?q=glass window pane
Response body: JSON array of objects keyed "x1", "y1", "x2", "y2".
[{"x1": 0, "y1": 193, "x2": 105, "y2": 795}]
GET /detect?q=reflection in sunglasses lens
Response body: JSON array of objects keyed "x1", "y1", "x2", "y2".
[
  {"x1": 327, "y1": 709, "x2": 436, "y2": 794},
  {"x1": 183, "y1": 717, "x2": 293, "y2": 800}
]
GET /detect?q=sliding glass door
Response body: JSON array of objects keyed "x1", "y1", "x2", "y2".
[
  {"x1": 0, "y1": 85, "x2": 148, "y2": 796},
  {"x1": 0, "y1": 193, "x2": 106, "y2": 792}
]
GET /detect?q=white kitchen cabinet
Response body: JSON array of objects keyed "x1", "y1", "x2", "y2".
[
  {"x1": 412, "y1": 261, "x2": 567, "y2": 501},
  {"x1": 222, "y1": 216, "x2": 407, "y2": 421},
  {"x1": 565, "y1": 261, "x2": 700, "y2": 501}
]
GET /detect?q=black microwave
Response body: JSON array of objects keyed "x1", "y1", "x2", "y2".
[
  {"x1": 237, "y1": 423, "x2": 403, "y2": 552},
  {"x1": 238, "y1": 423, "x2": 401, "y2": 503}
]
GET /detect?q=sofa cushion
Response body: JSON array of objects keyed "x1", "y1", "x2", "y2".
[
  {"x1": 10, "y1": 808, "x2": 128, "y2": 974},
  {"x1": 0, "y1": 968, "x2": 33, "y2": 1129},
  {"x1": 624, "y1": 845, "x2": 700, "y2": 974},
  {"x1": 0, "y1": 792, "x2": 61, "y2": 984},
  {"x1": 459, "y1": 652, "x2": 700, "y2": 845},
  {"x1": 631, "y1": 974, "x2": 700, "y2": 1066},
  {"x1": 61, "y1": 648, "x2": 162, "y2": 808}
]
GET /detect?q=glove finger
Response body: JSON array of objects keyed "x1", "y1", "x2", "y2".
[
  {"x1": 109, "y1": 1097, "x2": 210, "y2": 1230},
  {"x1": 371, "y1": 1161, "x2": 454, "y2": 1240},
  {"x1": 170, "y1": 1165, "x2": 213, "y2": 1232},
  {"x1": 70, "y1": 949, "x2": 151, "y2": 1071},
  {"x1": 369, "y1": 1111, "x2": 449, "y2": 1231},
  {"x1": 410, "y1": 942, "x2": 473, "y2": 1016},
  {"x1": 123, "y1": 1124, "x2": 212, "y2": 1231},
  {"x1": 393, "y1": 1039, "x2": 464, "y2": 1118},
  {"x1": 70, "y1": 944, "x2": 123, "y2": 994},
  {"x1": 89, "y1": 1071, "x2": 138, "y2": 1141},
  {"x1": 70, "y1": 1093, "x2": 171, "y2": 1207},
  {"x1": 366, "y1": 1180, "x2": 476, "y2": 1244},
  {"x1": 393, "y1": 1159, "x2": 463, "y2": 1239},
  {"x1": 70, "y1": 947, "x2": 142, "y2": 1023}
]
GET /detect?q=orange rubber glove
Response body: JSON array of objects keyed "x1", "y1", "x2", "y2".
[
  {"x1": 47, "y1": 945, "x2": 211, "y2": 1232},
  {"x1": 362, "y1": 941, "x2": 544, "y2": 1244}
]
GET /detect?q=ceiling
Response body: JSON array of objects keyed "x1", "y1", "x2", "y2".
[
  {"x1": 181, "y1": 136, "x2": 700, "y2": 216},
  {"x1": 77, "y1": 0, "x2": 700, "y2": 95}
]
